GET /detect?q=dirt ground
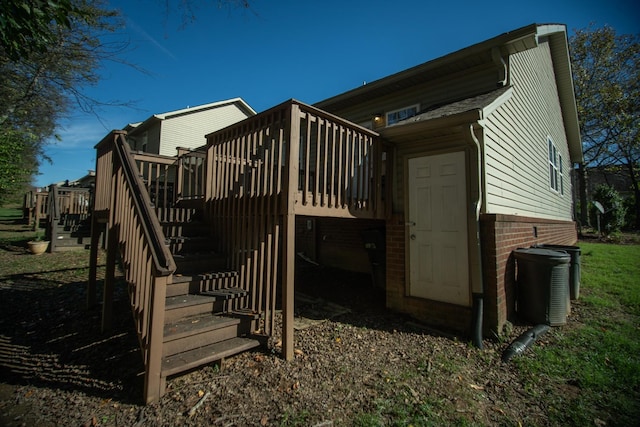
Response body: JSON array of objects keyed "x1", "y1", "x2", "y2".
[{"x1": 0, "y1": 219, "x2": 614, "y2": 426}]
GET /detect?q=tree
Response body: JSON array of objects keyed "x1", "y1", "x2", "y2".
[
  {"x1": 570, "y1": 25, "x2": 640, "y2": 229},
  {"x1": 590, "y1": 184, "x2": 626, "y2": 234},
  {"x1": 0, "y1": 130, "x2": 41, "y2": 204},
  {"x1": 0, "y1": 0, "x2": 122, "y2": 203},
  {"x1": 0, "y1": 0, "x2": 253, "y2": 203},
  {"x1": 1, "y1": 0, "x2": 80, "y2": 61}
]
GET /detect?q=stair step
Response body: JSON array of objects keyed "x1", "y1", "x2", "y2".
[
  {"x1": 173, "y1": 252, "x2": 227, "y2": 275},
  {"x1": 161, "y1": 337, "x2": 261, "y2": 378},
  {"x1": 163, "y1": 314, "x2": 241, "y2": 356},
  {"x1": 164, "y1": 294, "x2": 215, "y2": 323},
  {"x1": 167, "y1": 271, "x2": 240, "y2": 297},
  {"x1": 199, "y1": 271, "x2": 238, "y2": 280},
  {"x1": 165, "y1": 235, "x2": 212, "y2": 254},
  {"x1": 155, "y1": 207, "x2": 201, "y2": 224},
  {"x1": 161, "y1": 222, "x2": 209, "y2": 238},
  {"x1": 200, "y1": 287, "x2": 247, "y2": 300},
  {"x1": 167, "y1": 275, "x2": 199, "y2": 297}
]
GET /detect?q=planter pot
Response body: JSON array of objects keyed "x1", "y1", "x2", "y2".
[{"x1": 27, "y1": 240, "x2": 49, "y2": 255}]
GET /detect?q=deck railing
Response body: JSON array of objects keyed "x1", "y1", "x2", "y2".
[
  {"x1": 48, "y1": 185, "x2": 92, "y2": 217},
  {"x1": 46, "y1": 185, "x2": 93, "y2": 251},
  {"x1": 132, "y1": 151, "x2": 177, "y2": 209},
  {"x1": 295, "y1": 103, "x2": 391, "y2": 218},
  {"x1": 176, "y1": 147, "x2": 207, "y2": 203},
  {"x1": 206, "y1": 104, "x2": 289, "y2": 337},
  {"x1": 130, "y1": 148, "x2": 206, "y2": 208},
  {"x1": 23, "y1": 190, "x2": 49, "y2": 229},
  {"x1": 91, "y1": 130, "x2": 176, "y2": 403},
  {"x1": 205, "y1": 99, "x2": 386, "y2": 358}
]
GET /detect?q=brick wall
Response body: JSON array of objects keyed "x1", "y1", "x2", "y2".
[
  {"x1": 480, "y1": 213, "x2": 578, "y2": 335},
  {"x1": 385, "y1": 213, "x2": 473, "y2": 334},
  {"x1": 385, "y1": 212, "x2": 577, "y2": 337},
  {"x1": 296, "y1": 216, "x2": 384, "y2": 273}
]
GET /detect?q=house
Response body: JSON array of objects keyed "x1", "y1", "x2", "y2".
[
  {"x1": 313, "y1": 22, "x2": 583, "y2": 339},
  {"x1": 124, "y1": 98, "x2": 256, "y2": 156},
  {"x1": 88, "y1": 23, "x2": 582, "y2": 403}
]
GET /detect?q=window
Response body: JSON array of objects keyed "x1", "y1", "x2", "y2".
[
  {"x1": 386, "y1": 104, "x2": 419, "y2": 126},
  {"x1": 559, "y1": 154, "x2": 564, "y2": 195},
  {"x1": 548, "y1": 137, "x2": 563, "y2": 194}
]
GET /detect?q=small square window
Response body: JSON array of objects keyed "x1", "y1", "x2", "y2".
[{"x1": 386, "y1": 105, "x2": 419, "y2": 126}]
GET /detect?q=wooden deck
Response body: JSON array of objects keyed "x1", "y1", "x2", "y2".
[{"x1": 89, "y1": 100, "x2": 391, "y2": 403}]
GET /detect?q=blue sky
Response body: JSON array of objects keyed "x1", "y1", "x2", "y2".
[{"x1": 35, "y1": 0, "x2": 640, "y2": 187}]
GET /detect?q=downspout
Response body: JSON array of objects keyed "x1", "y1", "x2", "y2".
[
  {"x1": 467, "y1": 124, "x2": 485, "y2": 349},
  {"x1": 491, "y1": 47, "x2": 508, "y2": 86}
]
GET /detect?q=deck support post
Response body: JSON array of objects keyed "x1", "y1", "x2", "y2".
[
  {"x1": 87, "y1": 214, "x2": 101, "y2": 309},
  {"x1": 101, "y1": 224, "x2": 117, "y2": 332},
  {"x1": 281, "y1": 103, "x2": 301, "y2": 361},
  {"x1": 282, "y1": 213, "x2": 295, "y2": 361}
]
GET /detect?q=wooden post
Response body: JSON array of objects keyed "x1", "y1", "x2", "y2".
[
  {"x1": 102, "y1": 223, "x2": 117, "y2": 332},
  {"x1": 176, "y1": 155, "x2": 184, "y2": 202},
  {"x1": 87, "y1": 214, "x2": 100, "y2": 309},
  {"x1": 102, "y1": 158, "x2": 120, "y2": 333},
  {"x1": 281, "y1": 103, "x2": 300, "y2": 361},
  {"x1": 144, "y1": 274, "x2": 169, "y2": 403},
  {"x1": 282, "y1": 213, "x2": 295, "y2": 361}
]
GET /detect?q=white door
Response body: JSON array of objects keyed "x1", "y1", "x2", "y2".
[{"x1": 407, "y1": 151, "x2": 470, "y2": 306}]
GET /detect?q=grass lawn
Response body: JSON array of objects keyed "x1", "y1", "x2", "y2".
[
  {"x1": 512, "y1": 241, "x2": 640, "y2": 426},
  {"x1": 0, "y1": 206, "x2": 39, "y2": 245},
  {"x1": 0, "y1": 205, "x2": 638, "y2": 425}
]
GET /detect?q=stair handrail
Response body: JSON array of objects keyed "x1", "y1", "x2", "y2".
[{"x1": 113, "y1": 133, "x2": 176, "y2": 274}]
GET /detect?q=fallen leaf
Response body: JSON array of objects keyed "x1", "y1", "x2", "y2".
[
  {"x1": 261, "y1": 415, "x2": 268, "y2": 426},
  {"x1": 469, "y1": 383, "x2": 484, "y2": 390},
  {"x1": 198, "y1": 390, "x2": 204, "y2": 397}
]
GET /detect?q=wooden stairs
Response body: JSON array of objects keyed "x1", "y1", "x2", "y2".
[
  {"x1": 158, "y1": 207, "x2": 262, "y2": 382},
  {"x1": 49, "y1": 213, "x2": 92, "y2": 251}
]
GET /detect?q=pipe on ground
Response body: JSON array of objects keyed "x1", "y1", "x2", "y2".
[{"x1": 501, "y1": 324, "x2": 550, "y2": 362}]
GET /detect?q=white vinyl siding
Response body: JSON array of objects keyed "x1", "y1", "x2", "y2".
[
  {"x1": 322, "y1": 61, "x2": 499, "y2": 126},
  {"x1": 158, "y1": 104, "x2": 252, "y2": 157},
  {"x1": 482, "y1": 40, "x2": 572, "y2": 220}
]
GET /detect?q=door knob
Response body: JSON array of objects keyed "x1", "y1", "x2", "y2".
[{"x1": 410, "y1": 234, "x2": 416, "y2": 240}]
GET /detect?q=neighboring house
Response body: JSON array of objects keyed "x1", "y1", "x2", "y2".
[
  {"x1": 124, "y1": 98, "x2": 256, "y2": 206},
  {"x1": 124, "y1": 98, "x2": 256, "y2": 156},
  {"x1": 312, "y1": 22, "x2": 582, "y2": 337},
  {"x1": 48, "y1": 170, "x2": 96, "y2": 189}
]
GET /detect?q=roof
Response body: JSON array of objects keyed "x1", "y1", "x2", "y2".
[
  {"x1": 316, "y1": 23, "x2": 582, "y2": 163},
  {"x1": 380, "y1": 87, "x2": 514, "y2": 141},
  {"x1": 395, "y1": 86, "x2": 513, "y2": 125},
  {"x1": 125, "y1": 97, "x2": 256, "y2": 132}
]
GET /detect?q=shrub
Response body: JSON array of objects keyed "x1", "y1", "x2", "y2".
[
  {"x1": 590, "y1": 185, "x2": 626, "y2": 234},
  {"x1": 623, "y1": 193, "x2": 637, "y2": 231}
]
